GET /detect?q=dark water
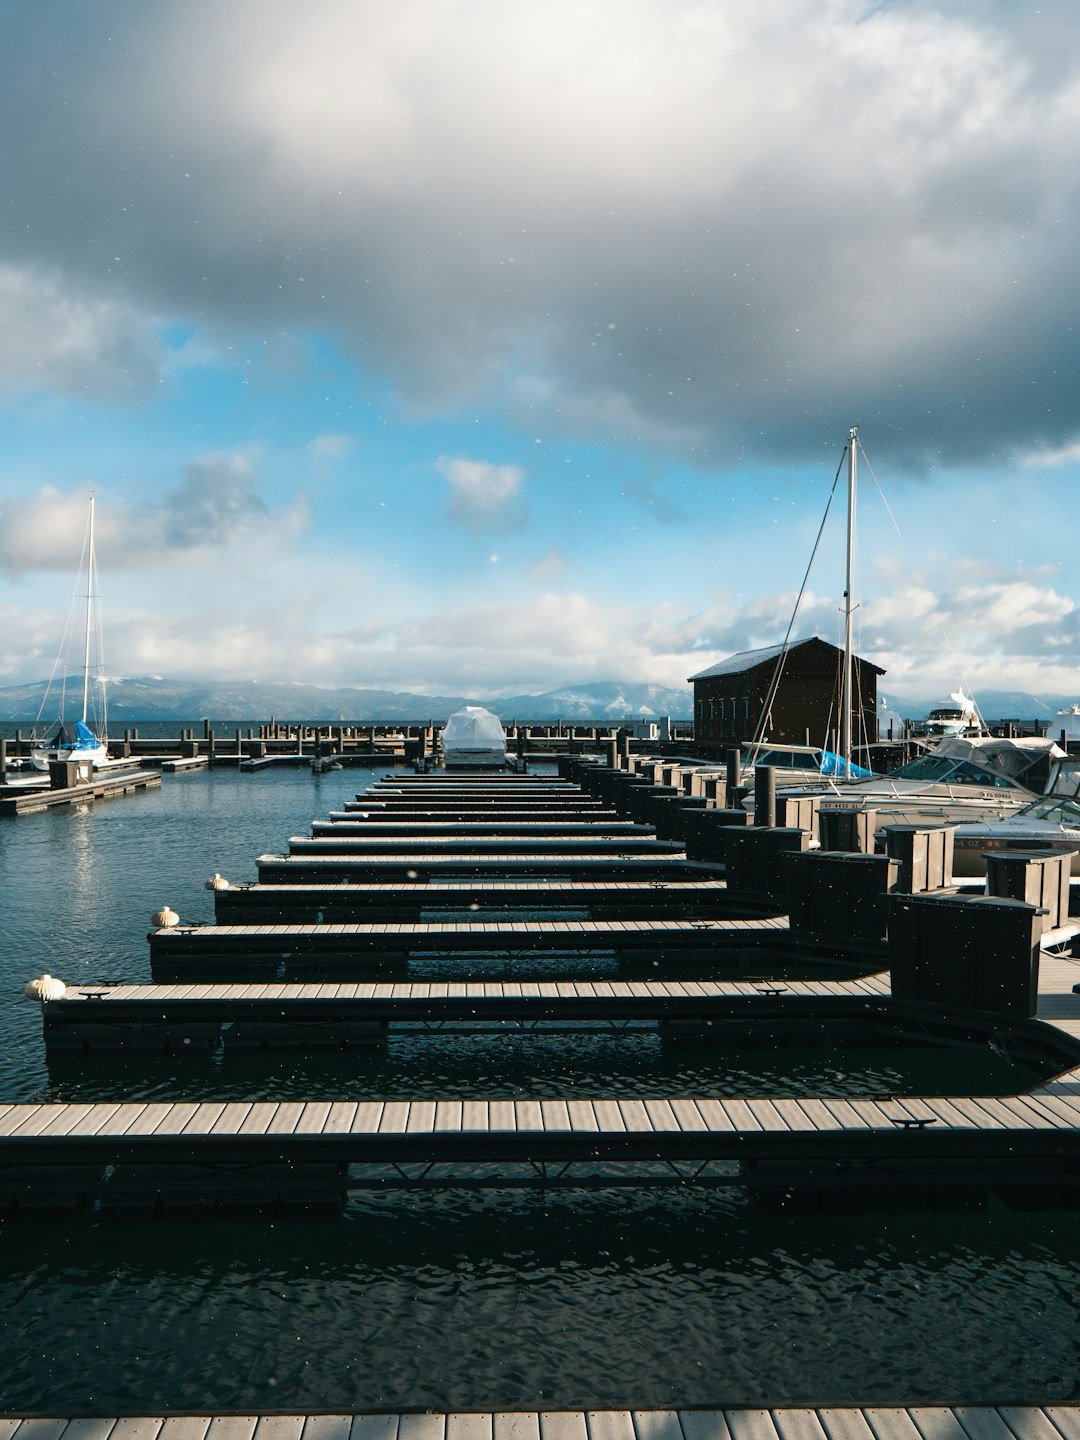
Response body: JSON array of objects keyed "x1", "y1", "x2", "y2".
[{"x1": 1, "y1": 763, "x2": 1078, "y2": 1414}]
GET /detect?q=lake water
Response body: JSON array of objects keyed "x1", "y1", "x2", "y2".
[{"x1": 1, "y1": 763, "x2": 1078, "y2": 1415}]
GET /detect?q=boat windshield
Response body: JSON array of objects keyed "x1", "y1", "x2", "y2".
[
  {"x1": 889, "y1": 754, "x2": 1019, "y2": 788},
  {"x1": 1013, "y1": 795, "x2": 1080, "y2": 825},
  {"x1": 745, "y1": 748, "x2": 823, "y2": 770},
  {"x1": 927, "y1": 708, "x2": 966, "y2": 722}
]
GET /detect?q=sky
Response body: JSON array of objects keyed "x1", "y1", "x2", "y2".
[{"x1": 1, "y1": 0, "x2": 1079, "y2": 703}]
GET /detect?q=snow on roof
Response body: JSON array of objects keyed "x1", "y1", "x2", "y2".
[
  {"x1": 689, "y1": 636, "x2": 885, "y2": 682},
  {"x1": 687, "y1": 643, "x2": 789, "y2": 682}
]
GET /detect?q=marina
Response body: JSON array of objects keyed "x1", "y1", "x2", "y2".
[
  {"x1": 6, "y1": 758, "x2": 1080, "y2": 1417},
  {"x1": 5, "y1": 1, "x2": 1080, "y2": 1424}
]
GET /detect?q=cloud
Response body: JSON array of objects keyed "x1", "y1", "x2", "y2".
[
  {"x1": 1, "y1": 3, "x2": 1079, "y2": 464},
  {"x1": 0, "y1": 453, "x2": 307, "y2": 578},
  {"x1": 0, "y1": 262, "x2": 164, "y2": 400},
  {"x1": 1019, "y1": 440, "x2": 1080, "y2": 469},
  {"x1": 437, "y1": 457, "x2": 528, "y2": 532},
  {"x1": 163, "y1": 452, "x2": 271, "y2": 549},
  {"x1": 620, "y1": 474, "x2": 684, "y2": 524},
  {"x1": 308, "y1": 433, "x2": 354, "y2": 460},
  {"x1": 3, "y1": 551, "x2": 1080, "y2": 700},
  {"x1": 525, "y1": 548, "x2": 573, "y2": 584}
]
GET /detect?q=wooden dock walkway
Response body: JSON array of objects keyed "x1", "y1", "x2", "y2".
[
  {"x1": 337, "y1": 800, "x2": 615, "y2": 814},
  {"x1": 0, "y1": 768, "x2": 161, "y2": 816},
  {"x1": 285, "y1": 834, "x2": 681, "y2": 855},
  {"x1": 146, "y1": 915, "x2": 789, "y2": 974},
  {"x1": 214, "y1": 877, "x2": 735, "y2": 921},
  {"x1": 2, "y1": 1090, "x2": 1080, "y2": 1209},
  {"x1": 256, "y1": 854, "x2": 714, "y2": 883},
  {"x1": 5, "y1": 1410, "x2": 1078, "y2": 1440},
  {"x1": 39, "y1": 972, "x2": 892, "y2": 1052},
  {"x1": 308, "y1": 820, "x2": 649, "y2": 837}
]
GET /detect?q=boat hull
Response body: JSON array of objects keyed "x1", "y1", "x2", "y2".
[{"x1": 30, "y1": 743, "x2": 110, "y2": 773}]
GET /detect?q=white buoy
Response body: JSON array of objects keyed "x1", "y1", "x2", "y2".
[
  {"x1": 24, "y1": 974, "x2": 67, "y2": 1002},
  {"x1": 204, "y1": 873, "x2": 230, "y2": 891},
  {"x1": 151, "y1": 906, "x2": 180, "y2": 928}
]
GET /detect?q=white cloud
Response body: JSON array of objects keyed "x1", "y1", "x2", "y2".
[
  {"x1": 525, "y1": 548, "x2": 573, "y2": 584},
  {"x1": 308, "y1": 433, "x2": 355, "y2": 460},
  {"x1": 1019, "y1": 440, "x2": 1080, "y2": 469},
  {"x1": 437, "y1": 457, "x2": 528, "y2": 532},
  {"x1": 3, "y1": 557, "x2": 1080, "y2": 701}
]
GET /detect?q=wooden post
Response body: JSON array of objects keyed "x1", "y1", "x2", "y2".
[
  {"x1": 753, "y1": 764, "x2": 776, "y2": 828},
  {"x1": 0, "y1": 737, "x2": 7, "y2": 783}
]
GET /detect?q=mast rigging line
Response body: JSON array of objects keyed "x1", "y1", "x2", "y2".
[{"x1": 751, "y1": 445, "x2": 848, "y2": 750}]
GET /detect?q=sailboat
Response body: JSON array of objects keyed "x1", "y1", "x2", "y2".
[
  {"x1": 30, "y1": 495, "x2": 110, "y2": 772},
  {"x1": 744, "y1": 430, "x2": 1063, "y2": 841}
]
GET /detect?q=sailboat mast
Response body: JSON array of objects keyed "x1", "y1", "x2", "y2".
[
  {"x1": 81, "y1": 495, "x2": 95, "y2": 725},
  {"x1": 841, "y1": 427, "x2": 857, "y2": 777}
]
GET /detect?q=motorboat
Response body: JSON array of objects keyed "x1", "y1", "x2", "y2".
[
  {"x1": 797, "y1": 736, "x2": 1066, "y2": 839},
  {"x1": 741, "y1": 742, "x2": 875, "y2": 787},
  {"x1": 952, "y1": 791, "x2": 1080, "y2": 876},
  {"x1": 920, "y1": 690, "x2": 984, "y2": 740}
]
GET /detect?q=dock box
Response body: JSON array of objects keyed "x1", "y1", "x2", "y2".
[
  {"x1": 984, "y1": 847, "x2": 1072, "y2": 933},
  {"x1": 887, "y1": 892, "x2": 1041, "y2": 1017},
  {"x1": 818, "y1": 807, "x2": 878, "y2": 855},
  {"x1": 785, "y1": 850, "x2": 899, "y2": 945},
  {"x1": 882, "y1": 824, "x2": 955, "y2": 893}
]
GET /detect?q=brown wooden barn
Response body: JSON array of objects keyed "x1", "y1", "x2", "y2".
[{"x1": 688, "y1": 637, "x2": 884, "y2": 751}]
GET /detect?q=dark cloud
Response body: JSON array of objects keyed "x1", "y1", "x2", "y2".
[
  {"x1": 0, "y1": 2, "x2": 1078, "y2": 465},
  {"x1": 165, "y1": 453, "x2": 270, "y2": 549}
]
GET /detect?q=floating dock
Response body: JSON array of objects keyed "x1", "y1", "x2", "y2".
[
  {"x1": 0, "y1": 767, "x2": 161, "y2": 816},
  {"x1": 213, "y1": 877, "x2": 740, "y2": 921},
  {"x1": 146, "y1": 914, "x2": 791, "y2": 977}
]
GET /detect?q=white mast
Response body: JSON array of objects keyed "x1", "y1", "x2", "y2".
[
  {"x1": 840, "y1": 428, "x2": 857, "y2": 777},
  {"x1": 81, "y1": 495, "x2": 95, "y2": 726}
]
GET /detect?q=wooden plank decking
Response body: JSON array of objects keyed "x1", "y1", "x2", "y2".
[
  {"x1": 213, "y1": 878, "x2": 735, "y2": 921},
  {"x1": 0, "y1": 768, "x2": 162, "y2": 817},
  {"x1": 146, "y1": 914, "x2": 789, "y2": 974},
  {"x1": 1, "y1": 1411, "x2": 1079, "y2": 1440},
  {"x1": 255, "y1": 855, "x2": 719, "y2": 882},
  {"x1": 39, "y1": 972, "x2": 893, "y2": 1052}
]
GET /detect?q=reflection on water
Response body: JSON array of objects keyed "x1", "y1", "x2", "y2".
[
  {"x1": 0, "y1": 761, "x2": 1076, "y2": 1414},
  {"x1": 39, "y1": 1027, "x2": 1043, "y2": 1106},
  {"x1": 0, "y1": 1191, "x2": 1077, "y2": 1414}
]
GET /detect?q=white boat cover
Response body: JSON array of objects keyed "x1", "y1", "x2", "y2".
[
  {"x1": 442, "y1": 705, "x2": 507, "y2": 767},
  {"x1": 934, "y1": 735, "x2": 1066, "y2": 778},
  {"x1": 1045, "y1": 705, "x2": 1080, "y2": 742}
]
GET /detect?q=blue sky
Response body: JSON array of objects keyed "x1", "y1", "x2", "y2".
[{"x1": 0, "y1": 0, "x2": 1078, "y2": 702}]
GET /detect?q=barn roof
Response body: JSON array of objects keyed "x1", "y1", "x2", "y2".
[{"x1": 688, "y1": 636, "x2": 885, "y2": 682}]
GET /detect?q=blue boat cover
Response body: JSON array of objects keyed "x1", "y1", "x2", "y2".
[
  {"x1": 819, "y1": 749, "x2": 874, "y2": 778},
  {"x1": 71, "y1": 720, "x2": 99, "y2": 750}
]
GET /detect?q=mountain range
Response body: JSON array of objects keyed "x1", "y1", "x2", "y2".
[
  {"x1": 0, "y1": 676, "x2": 696, "y2": 724},
  {"x1": 1, "y1": 675, "x2": 1075, "y2": 725}
]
